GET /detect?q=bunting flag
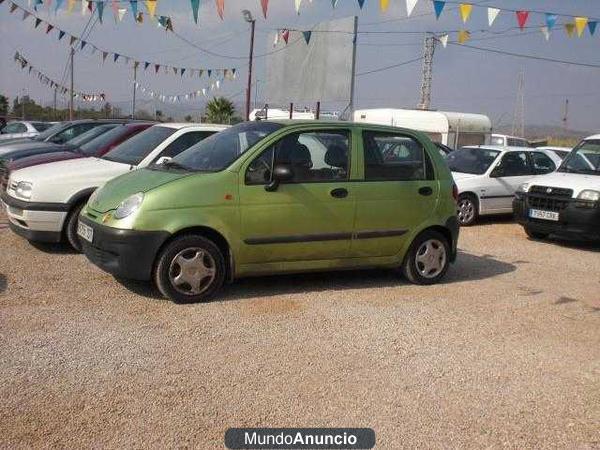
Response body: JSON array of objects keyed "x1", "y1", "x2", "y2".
[
  {"x1": 144, "y1": 61, "x2": 150, "y2": 70},
  {"x1": 10, "y1": 2, "x2": 18, "y2": 13},
  {"x1": 516, "y1": 11, "x2": 529, "y2": 30},
  {"x1": 458, "y1": 29, "x2": 470, "y2": 44},
  {"x1": 589, "y1": 21, "x2": 597, "y2": 36},
  {"x1": 545, "y1": 13, "x2": 557, "y2": 30},
  {"x1": 281, "y1": 29, "x2": 290, "y2": 44},
  {"x1": 273, "y1": 31, "x2": 279, "y2": 46},
  {"x1": 260, "y1": 0, "x2": 268, "y2": 18},
  {"x1": 295, "y1": 0, "x2": 301, "y2": 15},
  {"x1": 80, "y1": 40, "x2": 87, "y2": 50},
  {"x1": 438, "y1": 33, "x2": 448, "y2": 47},
  {"x1": 574, "y1": 17, "x2": 588, "y2": 37},
  {"x1": 130, "y1": 0, "x2": 138, "y2": 19},
  {"x1": 190, "y1": 0, "x2": 199, "y2": 23},
  {"x1": 54, "y1": 0, "x2": 63, "y2": 12},
  {"x1": 358, "y1": 0, "x2": 366, "y2": 9},
  {"x1": 111, "y1": 0, "x2": 119, "y2": 21},
  {"x1": 302, "y1": 30, "x2": 312, "y2": 44},
  {"x1": 45, "y1": 24, "x2": 53, "y2": 33},
  {"x1": 34, "y1": 17, "x2": 42, "y2": 27},
  {"x1": 154, "y1": 64, "x2": 160, "y2": 73},
  {"x1": 67, "y1": 0, "x2": 75, "y2": 13},
  {"x1": 144, "y1": 0, "x2": 156, "y2": 17},
  {"x1": 96, "y1": 1, "x2": 104, "y2": 23},
  {"x1": 69, "y1": 35, "x2": 77, "y2": 45},
  {"x1": 215, "y1": 0, "x2": 224, "y2": 19},
  {"x1": 406, "y1": 0, "x2": 418, "y2": 17},
  {"x1": 433, "y1": 1, "x2": 445, "y2": 20},
  {"x1": 487, "y1": 7, "x2": 500, "y2": 27},
  {"x1": 459, "y1": 3, "x2": 472, "y2": 23},
  {"x1": 380, "y1": 0, "x2": 389, "y2": 13},
  {"x1": 331, "y1": 0, "x2": 339, "y2": 8},
  {"x1": 102, "y1": 51, "x2": 108, "y2": 62},
  {"x1": 136, "y1": 12, "x2": 143, "y2": 22},
  {"x1": 540, "y1": 26, "x2": 550, "y2": 41},
  {"x1": 58, "y1": 30, "x2": 65, "y2": 40},
  {"x1": 117, "y1": 8, "x2": 126, "y2": 21},
  {"x1": 565, "y1": 22, "x2": 575, "y2": 38},
  {"x1": 113, "y1": 53, "x2": 119, "y2": 62},
  {"x1": 22, "y1": 10, "x2": 30, "y2": 19}
]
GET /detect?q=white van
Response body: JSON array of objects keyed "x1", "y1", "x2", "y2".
[
  {"x1": 491, "y1": 134, "x2": 530, "y2": 147},
  {"x1": 353, "y1": 108, "x2": 492, "y2": 148}
]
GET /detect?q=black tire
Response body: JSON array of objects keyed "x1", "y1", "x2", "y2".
[
  {"x1": 154, "y1": 234, "x2": 226, "y2": 303},
  {"x1": 402, "y1": 230, "x2": 451, "y2": 285},
  {"x1": 65, "y1": 202, "x2": 85, "y2": 252},
  {"x1": 524, "y1": 227, "x2": 549, "y2": 240},
  {"x1": 457, "y1": 193, "x2": 478, "y2": 226}
]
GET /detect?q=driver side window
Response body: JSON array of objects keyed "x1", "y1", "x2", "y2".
[{"x1": 495, "y1": 151, "x2": 532, "y2": 177}]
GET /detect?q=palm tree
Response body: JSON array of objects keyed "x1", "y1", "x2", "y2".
[{"x1": 205, "y1": 97, "x2": 236, "y2": 124}]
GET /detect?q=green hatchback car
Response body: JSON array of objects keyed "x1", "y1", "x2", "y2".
[{"x1": 79, "y1": 121, "x2": 459, "y2": 303}]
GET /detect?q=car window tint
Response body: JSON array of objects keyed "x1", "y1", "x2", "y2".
[
  {"x1": 362, "y1": 131, "x2": 426, "y2": 181},
  {"x1": 32, "y1": 122, "x2": 53, "y2": 132},
  {"x1": 531, "y1": 152, "x2": 556, "y2": 174},
  {"x1": 51, "y1": 123, "x2": 96, "y2": 144},
  {"x1": 3, "y1": 123, "x2": 26, "y2": 133},
  {"x1": 498, "y1": 151, "x2": 532, "y2": 176},
  {"x1": 246, "y1": 130, "x2": 350, "y2": 185},
  {"x1": 157, "y1": 131, "x2": 215, "y2": 159},
  {"x1": 103, "y1": 126, "x2": 176, "y2": 166}
]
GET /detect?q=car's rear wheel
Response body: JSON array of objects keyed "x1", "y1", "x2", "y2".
[
  {"x1": 154, "y1": 234, "x2": 226, "y2": 303},
  {"x1": 524, "y1": 226, "x2": 549, "y2": 240},
  {"x1": 402, "y1": 230, "x2": 450, "y2": 285},
  {"x1": 457, "y1": 194, "x2": 478, "y2": 226},
  {"x1": 65, "y1": 202, "x2": 85, "y2": 252}
]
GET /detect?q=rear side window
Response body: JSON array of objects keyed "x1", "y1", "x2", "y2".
[
  {"x1": 362, "y1": 131, "x2": 428, "y2": 181},
  {"x1": 32, "y1": 122, "x2": 53, "y2": 132},
  {"x1": 157, "y1": 131, "x2": 215, "y2": 159},
  {"x1": 3, "y1": 122, "x2": 27, "y2": 133},
  {"x1": 497, "y1": 151, "x2": 532, "y2": 176},
  {"x1": 530, "y1": 152, "x2": 556, "y2": 174},
  {"x1": 50, "y1": 123, "x2": 96, "y2": 144}
]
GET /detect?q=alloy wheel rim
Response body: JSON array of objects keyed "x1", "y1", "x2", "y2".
[
  {"x1": 169, "y1": 247, "x2": 216, "y2": 296},
  {"x1": 415, "y1": 239, "x2": 447, "y2": 279},
  {"x1": 457, "y1": 199, "x2": 475, "y2": 224}
]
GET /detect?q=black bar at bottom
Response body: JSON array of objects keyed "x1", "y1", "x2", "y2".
[{"x1": 225, "y1": 428, "x2": 375, "y2": 449}]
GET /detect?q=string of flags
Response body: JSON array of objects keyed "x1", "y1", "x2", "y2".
[
  {"x1": 135, "y1": 73, "x2": 233, "y2": 103},
  {"x1": 13, "y1": 51, "x2": 106, "y2": 102},
  {"x1": 3, "y1": 1, "x2": 238, "y2": 78}
]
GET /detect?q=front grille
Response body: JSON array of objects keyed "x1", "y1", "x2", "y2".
[
  {"x1": 528, "y1": 195, "x2": 571, "y2": 212},
  {"x1": 530, "y1": 185, "x2": 573, "y2": 198}
]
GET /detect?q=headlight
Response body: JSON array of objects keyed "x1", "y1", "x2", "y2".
[
  {"x1": 517, "y1": 183, "x2": 530, "y2": 193},
  {"x1": 15, "y1": 181, "x2": 33, "y2": 199},
  {"x1": 577, "y1": 190, "x2": 600, "y2": 202},
  {"x1": 114, "y1": 192, "x2": 144, "y2": 219}
]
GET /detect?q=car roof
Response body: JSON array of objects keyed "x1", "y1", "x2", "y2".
[
  {"x1": 155, "y1": 123, "x2": 229, "y2": 130},
  {"x1": 585, "y1": 134, "x2": 600, "y2": 140},
  {"x1": 462, "y1": 145, "x2": 546, "y2": 152},
  {"x1": 268, "y1": 119, "x2": 430, "y2": 135}
]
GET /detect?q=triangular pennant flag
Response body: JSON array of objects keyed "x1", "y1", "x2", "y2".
[
  {"x1": 516, "y1": 11, "x2": 529, "y2": 30},
  {"x1": 545, "y1": 13, "x2": 557, "y2": 30},
  {"x1": 10, "y1": 2, "x2": 18, "y2": 13},
  {"x1": 102, "y1": 51, "x2": 108, "y2": 61},
  {"x1": 574, "y1": 17, "x2": 588, "y2": 37},
  {"x1": 458, "y1": 29, "x2": 470, "y2": 44},
  {"x1": 46, "y1": 24, "x2": 54, "y2": 33},
  {"x1": 358, "y1": 0, "x2": 366, "y2": 9},
  {"x1": 145, "y1": 0, "x2": 156, "y2": 17},
  {"x1": 113, "y1": 53, "x2": 120, "y2": 62},
  {"x1": 22, "y1": 10, "x2": 30, "y2": 20},
  {"x1": 144, "y1": 61, "x2": 150, "y2": 70},
  {"x1": 438, "y1": 33, "x2": 448, "y2": 47},
  {"x1": 295, "y1": 0, "x2": 301, "y2": 14},
  {"x1": 198, "y1": 69, "x2": 203, "y2": 77},
  {"x1": 207, "y1": 69, "x2": 212, "y2": 77},
  {"x1": 282, "y1": 29, "x2": 290, "y2": 43},
  {"x1": 564, "y1": 23, "x2": 575, "y2": 38},
  {"x1": 487, "y1": 7, "x2": 500, "y2": 26},
  {"x1": 117, "y1": 8, "x2": 126, "y2": 21},
  {"x1": 80, "y1": 40, "x2": 87, "y2": 50},
  {"x1": 588, "y1": 21, "x2": 597, "y2": 36},
  {"x1": 540, "y1": 26, "x2": 550, "y2": 41},
  {"x1": 136, "y1": 11, "x2": 143, "y2": 22},
  {"x1": 54, "y1": 0, "x2": 64, "y2": 12},
  {"x1": 190, "y1": 0, "x2": 199, "y2": 23},
  {"x1": 406, "y1": 0, "x2": 418, "y2": 17},
  {"x1": 130, "y1": 0, "x2": 138, "y2": 19},
  {"x1": 380, "y1": 0, "x2": 389, "y2": 12},
  {"x1": 155, "y1": 64, "x2": 160, "y2": 73},
  {"x1": 96, "y1": 1, "x2": 104, "y2": 23},
  {"x1": 34, "y1": 18, "x2": 42, "y2": 28},
  {"x1": 67, "y1": 0, "x2": 75, "y2": 13},
  {"x1": 273, "y1": 31, "x2": 280, "y2": 46},
  {"x1": 181, "y1": 68, "x2": 186, "y2": 76},
  {"x1": 302, "y1": 30, "x2": 312, "y2": 44},
  {"x1": 58, "y1": 30, "x2": 65, "y2": 40},
  {"x1": 69, "y1": 35, "x2": 77, "y2": 45},
  {"x1": 111, "y1": 0, "x2": 119, "y2": 21},
  {"x1": 260, "y1": 0, "x2": 268, "y2": 18},
  {"x1": 173, "y1": 67, "x2": 178, "y2": 75},
  {"x1": 459, "y1": 3, "x2": 472, "y2": 23},
  {"x1": 433, "y1": 1, "x2": 445, "y2": 19},
  {"x1": 215, "y1": 0, "x2": 224, "y2": 19},
  {"x1": 331, "y1": 0, "x2": 339, "y2": 8}
]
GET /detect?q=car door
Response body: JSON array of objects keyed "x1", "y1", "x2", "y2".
[
  {"x1": 350, "y1": 130, "x2": 440, "y2": 258},
  {"x1": 238, "y1": 128, "x2": 355, "y2": 264},
  {"x1": 482, "y1": 151, "x2": 533, "y2": 212},
  {"x1": 529, "y1": 151, "x2": 557, "y2": 175}
]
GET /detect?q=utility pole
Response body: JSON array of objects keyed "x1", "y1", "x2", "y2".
[
  {"x1": 69, "y1": 48, "x2": 74, "y2": 121},
  {"x1": 242, "y1": 10, "x2": 256, "y2": 122},
  {"x1": 21, "y1": 89, "x2": 25, "y2": 119},
  {"x1": 53, "y1": 87, "x2": 57, "y2": 120},
  {"x1": 512, "y1": 71, "x2": 525, "y2": 137},
  {"x1": 348, "y1": 15, "x2": 359, "y2": 119},
  {"x1": 562, "y1": 98, "x2": 569, "y2": 132},
  {"x1": 417, "y1": 35, "x2": 436, "y2": 110},
  {"x1": 131, "y1": 63, "x2": 138, "y2": 119}
]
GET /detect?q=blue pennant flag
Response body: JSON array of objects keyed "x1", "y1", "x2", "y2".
[
  {"x1": 302, "y1": 31, "x2": 312, "y2": 44},
  {"x1": 80, "y1": 40, "x2": 87, "y2": 50},
  {"x1": 433, "y1": 1, "x2": 445, "y2": 19},
  {"x1": 588, "y1": 21, "x2": 597, "y2": 36},
  {"x1": 96, "y1": 2, "x2": 104, "y2": 23},
  {"x1": 55, "y1": 0, "x2": 64, "y2": 12},
  {"x1": 114, "y1": 53, "x2": 120, "y2": 62},
  {"x1": 545, "y1": 13, "x2": 558, "y2": 30},
  {"x1": 58, "y1": 30, "x2": 65, "y2": 40},
  {"x1": 130, "y1": 1, "x2": 138, "y2": 20},
  {"x1": 144, "y1": 61, "x2": 150, "y2": 70},
  {"x1": 190, "y1": 0, "x2": 200, "y2": 24},
  {"x1": 357, "y1": 0, "x2": 366, "y2": 9}
]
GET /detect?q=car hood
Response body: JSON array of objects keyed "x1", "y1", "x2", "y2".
[
  {"x1": 0, "y1": 141, "x2": 62, "y2": 158},
  {"x1": 7, "y1": 151, "x2": 82, "y2": 172},
  {"x1": 528, "y1": 171, "x2": 600, "y2": 197},
  {"x1": 0, "y1": 137, "x2": 34, "y2": 145},
  {"x1": 0, "y1": 142, "x2": 68, "y2": 162},
  {"x1": 452, "y1": 172, "x2": 481, "y2": 181},
  {"x1": 90, "y1": 168, "x2": 189, "y2": 213}
]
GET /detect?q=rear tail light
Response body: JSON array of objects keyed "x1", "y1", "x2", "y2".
[{"x1": 452, "y1": 183, "x2": 459, "y2": 203}]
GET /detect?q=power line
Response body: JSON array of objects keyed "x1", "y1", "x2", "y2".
[{"x1": 356, "y1": 56, "x2": 424, "y2": 77}]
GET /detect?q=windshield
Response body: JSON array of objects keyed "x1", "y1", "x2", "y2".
[
  {"x1": 102, "y1": 126, "x2": 176, "y2": 165},
  {"x1": 68, "y1": 124, "x2": 117, "y2": 148},
  {"x1": 31, "y1": 122, "x2": 54, "y2": 132},
  {"x1": 447, "y1": 147, "x2": 501, "y2": 175},
  {"x1": 78, "y1": 125, "x2": 130, "y2": 156},
  {"x1": 558, "y1": 140, "x2": 600, "y2": 175},
  {"x1": 32, "y1": 122, "x2": 66, "y2": 141},
  {"x1": 171, "y1": 121, "x2": 283, "y2": 172}
]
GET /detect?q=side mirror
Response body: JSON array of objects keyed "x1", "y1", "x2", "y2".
[
  {"x1": 155, "y1": 156, "x2": 172, "y2": 165},
  {"x1": 490, "y1": 166, "x2": 504, "y2": 178},
  {"x1": 265, "y1": 164, "x2": 294, "y2": 192}
]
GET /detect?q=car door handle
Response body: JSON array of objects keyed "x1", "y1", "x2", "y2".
[
  {"x1": 330, "y1": 188, "x2": 349, "y2": 199},
  {"x1": 418, "y1": 186, "x2": 433, "y2": 196}
]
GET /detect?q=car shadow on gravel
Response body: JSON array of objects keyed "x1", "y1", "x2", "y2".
[
  {"x1": 536, "y1": 236, "x2": 600, "y2": 253},
  {"x1": 29, "y1": 241, "x2": 78, "y2": 255},
  {"x1": 0, "y1": 274, "x2": 6, "y2": 294},
  {"x1": 113, "y1": 277, "x2": 165, "y2": 300}
]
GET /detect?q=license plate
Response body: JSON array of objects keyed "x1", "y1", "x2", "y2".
[
  {"x1": 77, "y1": 221, "x2": 94, "y2": 243},
  {"x1": 529, "y1": 209, "x2": 559, "y2": 221}
]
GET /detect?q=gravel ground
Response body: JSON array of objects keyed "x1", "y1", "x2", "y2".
[{"x1": 0, "y1": 211, "x2": 599, "y2": 449}]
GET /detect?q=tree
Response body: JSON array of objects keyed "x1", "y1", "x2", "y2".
[
  {"x1": 184, "y1": 114, "x2": 193, "y2": 122},
  {"x1": 205, "y1": 97, "x2": 236, "y2": 124},
  {"x1": 0, "y1": 95, "x2": 8, "y2": 115}
]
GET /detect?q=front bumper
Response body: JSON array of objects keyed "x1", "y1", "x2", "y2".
[
  {"x1": 79, "y1": 214, "x2": 170, "y2": 281},
  {"x1": 514, "y1": 195, "x2": 600, "y2": 240},
  {"x1": 1, "y1": 192, "x2": 67, "y2": 243}
]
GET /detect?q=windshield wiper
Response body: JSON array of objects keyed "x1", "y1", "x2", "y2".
[{"x1": 160, "y1": 160, "x2": 192, "y2": 171}]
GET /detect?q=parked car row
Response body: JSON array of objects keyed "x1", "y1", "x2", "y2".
[{"x1": 0, "y1": 120, "x2": 57, "y2": 141}]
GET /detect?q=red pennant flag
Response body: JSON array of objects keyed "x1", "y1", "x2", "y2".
[
  {"x1": 260, "y1": 0, "x2": 268, "y2": 18},
  {"x1": 46, "y1": 24, "x2": 54, "y2": 34},
  {"x1": 516, "y1": 10, "x2": 529, "y2": 30},
  {"x1": 215, "y1": 0, "x2": 224, "y2": 19},
  {"x1": 154, "y1": 64, "x2": 160, "y2": 73},
  {"x1": 282, "y1": 29, "x2": 290, "y2": 44}
]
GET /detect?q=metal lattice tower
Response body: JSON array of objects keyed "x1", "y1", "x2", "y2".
[
  {"x1": 417, "y1": 36, "x2": 436, "y2": 110},
  {"x1": 512, "y1": 71, "x2": 525, "y2": 137}
]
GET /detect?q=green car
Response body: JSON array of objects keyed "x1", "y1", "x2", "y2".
[{"x1": 79, "y1": 121, "x2": 459, "y2": 303}]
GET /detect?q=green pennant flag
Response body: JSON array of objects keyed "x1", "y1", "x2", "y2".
[
  {"x1": 96, "y1": 1, "x2": 104, "y2": 23},
  {"x1": 190, "y1": 0, "x2": 200, "y2": 24}
]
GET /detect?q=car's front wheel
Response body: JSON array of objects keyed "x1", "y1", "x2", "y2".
[
  {"x1": 65, "y1": 202, "x2": 85, "y2": 252},
  {"x1": 402, "y1": 230, "x2": 451, "y2": 285},
  {"x1": 457, "y1": 194, "x2": 478, "y2": 226},
  {"x1": 154, "y1": 234, "x2": 226, "y2": 303}
]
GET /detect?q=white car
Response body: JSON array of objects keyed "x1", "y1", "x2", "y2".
[
  {"x1": 448, "y1": 145, "x2": 562, "y2": 225},
  {"x1": 514, "y1": 135, "x2": 600, "y2": 240},
  {"x1": 490, "y1": 134, "x2": 530, "y2": 147},
  {"x1": 0, "y1": 121, "x2": 56, "y2": 141},
  {"x1": 535, "y1": 146, "x2": 572, "y2": 161},
  {"x1": 1, "y1": 123, "x2": 227, "y2": 250}
]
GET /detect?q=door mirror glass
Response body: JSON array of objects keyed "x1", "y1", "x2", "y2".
[{"x1": 265, "y1": 164, "x2": 294, "y2": 191}]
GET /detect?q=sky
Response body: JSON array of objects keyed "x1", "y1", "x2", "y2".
[{"x1": 0, "y1": 0, "x2": 599, "y2": 132}]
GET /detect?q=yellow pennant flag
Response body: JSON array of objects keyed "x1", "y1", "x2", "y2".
[
  {"x1": 458, "y1": 29, "x2": 471, "y2": 44},
  {"x1": 574, "y1": 17, "x2": 588, "y2": 37},
  {"x1": 145, "y1": 0, "x2": 157, "y2": 19},
  {"x1": 380, "y1": 0, "x2": 389, "y2": 12},
  {"x1": 67, "y1": 0, "x2": 75, "y2": 13},
  {"x1": 564, "y1": 22, "x2": 575, "y2": 38},
  {"x1": 459, "y1": 3, "x2": 472, "y2": 23}
]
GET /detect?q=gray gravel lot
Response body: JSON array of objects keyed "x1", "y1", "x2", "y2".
[{"x1": 0, "y1": 212, "x2": 599, "y2": 449}]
